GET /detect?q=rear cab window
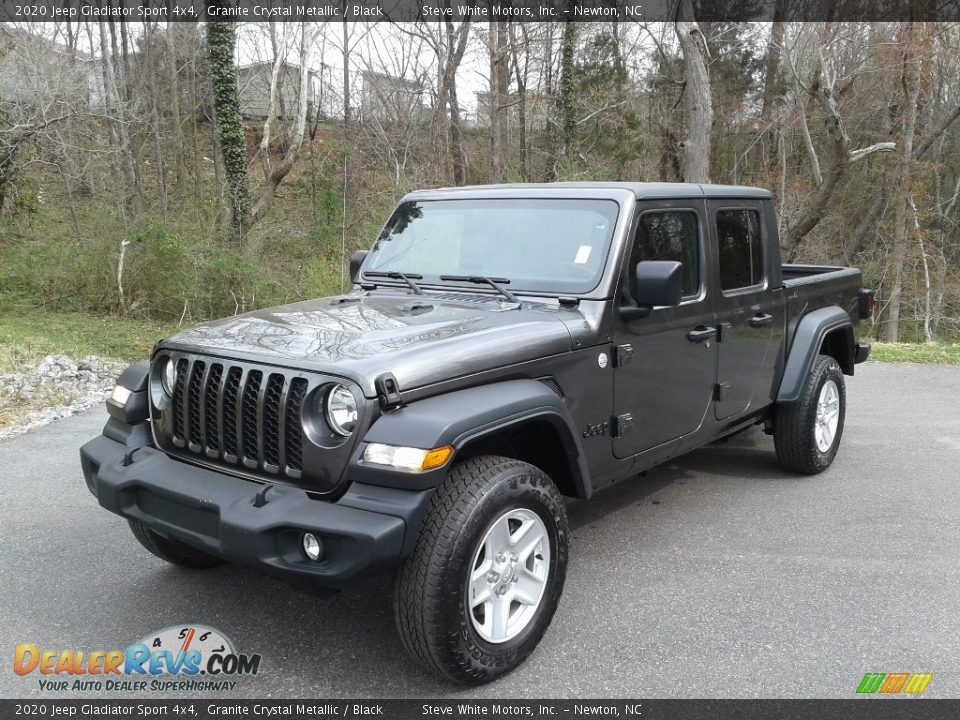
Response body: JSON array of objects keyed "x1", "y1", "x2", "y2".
[{"x1": 716, "y1": 209, "x2": 764, "y2": 292}]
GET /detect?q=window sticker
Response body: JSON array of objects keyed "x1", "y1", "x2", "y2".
[{"x1": 574, "y1": 245, "x2": 592, "y2": 264}]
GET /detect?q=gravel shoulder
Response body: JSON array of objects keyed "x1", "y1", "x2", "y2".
[{"x1": 0, "y1": 355, "x2": 125, "y2": 439}]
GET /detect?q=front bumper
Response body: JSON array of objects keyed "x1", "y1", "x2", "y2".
[{"x1": 80, "y1": 433, "x2": 433, "y2": 591}]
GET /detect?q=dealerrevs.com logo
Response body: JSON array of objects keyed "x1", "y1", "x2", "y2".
[{"x1": 13, "y1": 624, "x2": 261, "y2": 693}]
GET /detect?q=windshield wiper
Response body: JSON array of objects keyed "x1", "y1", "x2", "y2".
[
  {"x1": 439, "y1": 275, "x2": 519, "y2": 304},
  {"x1": 364, "y1": 271, "x2": 424, "y2": 295}
]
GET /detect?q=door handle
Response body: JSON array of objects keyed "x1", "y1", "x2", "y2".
[
  {"x1": 687, "y1": 326, "x2": 718, "y2": 343},
  {"x1": 749, "y1": 313, "x2": 774, "y2": 328}
]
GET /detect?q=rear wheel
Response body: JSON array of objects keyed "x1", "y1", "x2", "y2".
[
  {"x1": 128, "y1": 521, "x2": 224, "y2": 569},
  {"x1": 394, "y1": 455, "x2": 568, "y2": 684},
  {"x1": 774, "y1": 354, "x2": 846, "y2": 474}
]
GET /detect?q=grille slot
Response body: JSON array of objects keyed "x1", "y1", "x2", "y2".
[
  {"x1": 221, "y1": 367, "x2": 242, "y2": 459},
  {"x1": 162, "y1": 357, "x2": 312, "y2": 481},
  {"x1": 171, "y1": 358, "x2": 188, "y2": 441},
  {"x1": 187, "y1": 360, "x2": 205, "y2": 449},
  {"x1": 241, "y1": 370, "x2": 263, "y2": 464},
  {"x1": 204, "y1": 363, "x2": 223, "y2": 454},
  {"x1": 284, "y1": 378, "x2": 309, "y2": 476},
  {"x1": 262, "y1": 374, "x2": 285, "y2": 470}
]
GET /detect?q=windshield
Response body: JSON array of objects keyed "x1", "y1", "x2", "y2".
[{"x1": 362, "y1": 198, "x2": 620, "y2": 294}]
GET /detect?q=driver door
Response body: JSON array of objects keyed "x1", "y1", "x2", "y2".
[{"x1": 612, "y1": 201, "x2": 718, "y2": 459}]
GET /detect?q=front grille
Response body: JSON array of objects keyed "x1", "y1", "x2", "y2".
[{"x1": 164, "y1": 358, "x2": 309, "y2": 480}]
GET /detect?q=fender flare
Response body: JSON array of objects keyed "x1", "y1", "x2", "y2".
[
  {"x1": 350, "y1": 379, "x2": 592, "y2": 497},
  {"x1": 777, "y1": 306, "x2": 853, "y2": 403}
]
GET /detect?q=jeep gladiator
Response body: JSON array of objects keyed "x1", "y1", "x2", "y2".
[{"x1": 81, "y1": 183, "x2": 873, "y2": 683}]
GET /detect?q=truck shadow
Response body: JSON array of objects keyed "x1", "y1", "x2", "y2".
[
  {"x1": 98, "y1": 428, "x2": 805, "y2": 695},
  {"x1": 567, "y1": 427, "x2": 797, "y2": 531}
]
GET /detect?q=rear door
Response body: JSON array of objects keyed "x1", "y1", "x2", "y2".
[
  {"x1": 612, "y1": 201, "x2": 717, "y2": 458},
  {"x1": 709, "y1": 200, "x2": 784, "y2": 420}
]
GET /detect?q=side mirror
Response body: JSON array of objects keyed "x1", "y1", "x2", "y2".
[
  {"x1": 620, "y1": 260, "x2": 683, "y2": 320},
  {"x1": 349, "y1": 250, "x2": 368, "y2": 282}
]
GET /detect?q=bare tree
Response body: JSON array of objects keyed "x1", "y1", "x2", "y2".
[
  {"x1": 675, "y1": 0, "x2": 712, "y2": 183},
  {"x1": 781, "y1": 25, "x2": 896, "y2": 256},
  {"x1": 885, "y1": 24, "x2": 924, "y2": 342},
  {"x1": 489, "y1": 22, "x2": 510, "y2": 182},
  {"x1": 249, "y1": 22, "x2": 322, "y2": 227}
]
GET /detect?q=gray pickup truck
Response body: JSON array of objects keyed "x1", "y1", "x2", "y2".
[{"x1": 81, "y1": 182, "x2": 872, "y2": 684}]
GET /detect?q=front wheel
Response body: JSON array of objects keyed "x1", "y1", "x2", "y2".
[
  {"x1": 774, "y1": 354, "x2": 846, "y2": 475},
  {"x1": 394, "y1": 455, "x2": 568, "y2": 685}
]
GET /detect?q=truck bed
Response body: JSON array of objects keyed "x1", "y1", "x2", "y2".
[
  {"x1": 781, "y1": 264, "x2": 865, "y2": 358},
  {"x1": 782, "y1": 263, "x2": 861, "y2": 288}
]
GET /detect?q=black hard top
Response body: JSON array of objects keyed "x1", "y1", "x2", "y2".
[{"x1": 404, "y1": 181, "x2": 772, "y2": 201}]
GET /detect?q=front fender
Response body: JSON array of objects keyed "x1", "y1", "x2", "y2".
[
  {"x1": 348, "y1": 379, "x2": 590, "y2": 496},
  {"x1": 777, "y1": 306, "x2": 853, "y2": 403}
]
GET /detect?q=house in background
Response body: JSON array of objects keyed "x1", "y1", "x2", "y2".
[
  {"x1": 0, "y1": 26, "x2": 102, "y2": 111},
  {"x1": 237, "y1": 61, "x2": 320, "y2": 121},
  {"x1": 360, "y1": 70, "x2": 429, "y2": 125}
]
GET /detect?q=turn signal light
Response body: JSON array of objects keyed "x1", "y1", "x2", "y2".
[
  {"x1": 421, "y1": 446, "x2": 454, "y2": 470},
  {"x1": 363, "y1": 443, "x2": 454, "y2": 472}
]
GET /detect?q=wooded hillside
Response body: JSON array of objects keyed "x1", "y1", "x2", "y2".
[{"x1": 2, "y1": 20, "x2": 959, "y2": 342}]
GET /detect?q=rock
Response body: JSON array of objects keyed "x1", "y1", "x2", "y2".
[{"x1": 0, "y1": 354, "x2": 127, "y2": 439}]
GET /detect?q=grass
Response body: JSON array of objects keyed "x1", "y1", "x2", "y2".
[
  {"x1": 869, "y1": 342, "x2": 960, "y2": 365},
  {"x1": 0, "y1": 307, "x2": 176, "y2": 372}
]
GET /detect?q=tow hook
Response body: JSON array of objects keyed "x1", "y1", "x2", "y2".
[{"x1": 120, "y1": 447, "x2": 141, "y2": 467}]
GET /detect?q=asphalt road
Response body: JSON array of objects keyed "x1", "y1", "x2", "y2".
[{"x1": 1, "y1": 362, "x2": 958, "y2": 700}]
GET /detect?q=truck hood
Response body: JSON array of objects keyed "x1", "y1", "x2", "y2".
[{"x1": 161, "y1": 292, "x2": 576, "y2": 396}]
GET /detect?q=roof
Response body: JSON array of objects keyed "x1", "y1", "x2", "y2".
[{"x1": 404, "y1": 182, "x2": 772, "y2": 201}]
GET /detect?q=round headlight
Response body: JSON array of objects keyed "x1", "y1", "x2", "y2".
[
  {"x1": 325, "y1": 384, "x2": 358, "y2": 437},
  {"x1": 160, "y1": 357, "x2": 178, "y2": 396}
]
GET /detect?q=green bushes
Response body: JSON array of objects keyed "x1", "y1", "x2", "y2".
[{"x1": 1, "y1": 222, "x2": 269, "y2": 320}]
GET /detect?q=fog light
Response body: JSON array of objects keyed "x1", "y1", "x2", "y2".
[{"x1": 302, "y1": 533, "x2": 323, "y2": 561}]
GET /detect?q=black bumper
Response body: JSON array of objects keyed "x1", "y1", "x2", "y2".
[
  {"x1": 80, "y1": 433, "x2": 433, "y2": 591},
  {"x1": 855, "y1": 341, "x2": 871, "y2": 364}
]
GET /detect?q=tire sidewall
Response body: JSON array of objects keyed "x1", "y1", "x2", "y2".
[
  {"x1": 807, "y1": 358, "x2": 846, "y2": 470},
  {"x1": 438, "y1": 463, "x2": 568, "y2": 677}
]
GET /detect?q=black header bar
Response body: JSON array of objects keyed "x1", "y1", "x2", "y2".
[{"x1": 0, "y1": 0, "x2": 955, "y2": 23}]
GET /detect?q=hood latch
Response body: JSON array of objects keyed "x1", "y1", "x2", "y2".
[{"x1": 375, "y1": 372, "x2": 403, "y2": 411}]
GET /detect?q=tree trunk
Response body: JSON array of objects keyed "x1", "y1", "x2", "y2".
[
  {"x1": 98, "y1": 20, "x2": 138, "y2": 215},
  {"x1": 489, "y1": 21, "x2": 509, "y2": 183},
  {"x1": 761, "y1": 9, "x2": 786, "y2": 123},
  {"x1": 164, "y1": 18, "x2": 185, "y2": 183},
  {"x1": 885, "y1": 26, "x2": 921, "y2": 342},
  {"x1": 675, "y1": 0, "x2": 712, "y2": 183},
  {"x1": 206, "y1": 14, "x2": 250, "y2": 236},
  {"x1": 144, "y1": 21, "x2": 168, "y2": 224},
  {"x1": 443, "y1": 18, "x2": 470, "y2": 185},
  {"x1": 250, "y1": 23, "x2": 319, "y2": 227},
  {"x1": 509, "y1": 22, "x2": 528, "y2": 181},
  {"x1": 542, "y1": 24, "x2": 556, "y2": 181},
  {"x1": 558, "y1": 18, "x2": 578, "y2": 168},
  {"x1": 342, "y1": 22, "x2": 351, "y2": 126}
]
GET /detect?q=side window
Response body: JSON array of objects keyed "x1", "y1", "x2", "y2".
[
  {"x1": 630, "y1": 211, "x2": 700, "y2": 298},
  {"x1": 716, "y1": 209, "x2": 764, "y2": 291}
]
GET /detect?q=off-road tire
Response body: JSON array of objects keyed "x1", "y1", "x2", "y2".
[
  {"x1": 774, "y1": 354, "x2": 846, "y2": 475},
  {"x1": 128, "y1": 520, "x2": 224, "y2": 569},
  {"x1": 394, "y1": 455, "x2": 568, "y2": 685}
]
